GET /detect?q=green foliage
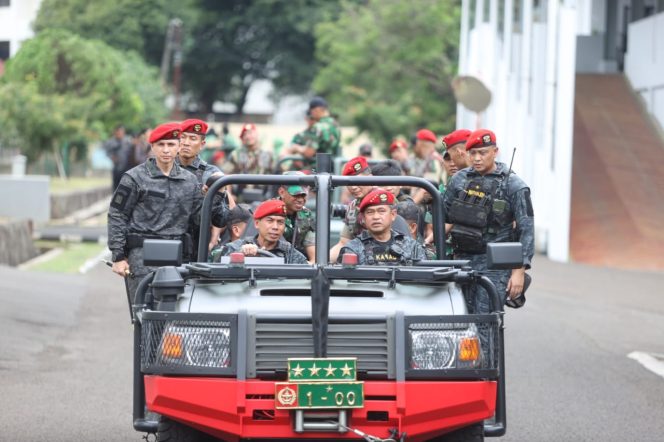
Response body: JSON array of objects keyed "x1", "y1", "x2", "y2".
[
  {"x1": 314, "y1": 0, "x2": 460, "y2": 146},
  {"x1": 33, "y1": 0, "x2": 197, "y2": 66},
  {"x1": 185, "y1": 0, "x2": 347, "y2": 113},
  {"x1": 0, "y1": 29, "x2": 165, "y2": 161}
]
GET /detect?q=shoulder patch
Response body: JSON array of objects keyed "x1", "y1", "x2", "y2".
[
  {"x1": 110, "y1": 184, "x2": 132, "y2": 211},
  {"x1": 524, "y1": 189, "x2": 534, "y2": 217}
]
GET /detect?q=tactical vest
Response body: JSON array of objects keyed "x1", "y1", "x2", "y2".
[
  {"x1": 448, "y1": 175, "x2": 513, "y2": 253},
  {"x1": 361, "y1": 234, "x2": 413, "y2": 265}
]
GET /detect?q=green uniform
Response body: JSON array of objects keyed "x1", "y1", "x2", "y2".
[
  {"x1": 310, "y1": 116, "x2": 341, "y2": 156},
  {"x1": 284, "y1": 207, "x2": 316, "y2": 258},
  {"x1": 223, "y1": 146, "x2": 274, "y2": 175}
]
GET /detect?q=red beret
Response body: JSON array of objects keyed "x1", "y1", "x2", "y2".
[
  {"x1": 359, "y1": 188, "x2": 395, "y2": 212},
  {"x1": 465, "y1": 129, "x2": 497, "y2": 151},
  {"x1": 180, "y1": 119, "x2": 208, "y2": 135},
  {"x1": 442, "y1": 129, "x2": 471, "y2": 149},
  {"x1": 149, "y1": 123, "x2": 181, "y2": 144},
  {"x1": 254, "y1": 199, "x2": 287, "y2": 220},
  {"x1": 389, "y1": 139, "x2": 408, "y2": 153},
  {"x1": 240, "y1": 123, "x2": 257, "y2": 138},
  {"x1": 342, "y1": 156, "x2": 370, "y2": 176},
  {"x1": 416, "y1": 129, "x2": 437, "y2": 143}
]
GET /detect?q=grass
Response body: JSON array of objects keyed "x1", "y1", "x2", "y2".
[
  {"x1": 29, "y1": 241, "x2": 106, "y2": 273},
  {"x1": 50, "y1": 176, "x2": 111, "y2": 194}
]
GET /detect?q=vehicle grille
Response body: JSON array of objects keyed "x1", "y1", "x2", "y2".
[{"x1": 249, "y1": 319, "x2": 392, "y2": 379}]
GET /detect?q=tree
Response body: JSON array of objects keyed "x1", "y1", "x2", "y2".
[
  {"x1": 313, "y1": 0, "x2": 460, "y2": 146},
  {"x1": 33, "y1": 0, "x2": 198, "y2": 67},
  {"x1": 184, "y1": 0, "x2": 348, "y2": 114},
  {"x1": 0, "y1": 30, "x2": 166, "y2": 175}
]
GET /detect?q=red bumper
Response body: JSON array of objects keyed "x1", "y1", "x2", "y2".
[{"x1": 145, "y1": 376, "x2": 496, "y2": 442}]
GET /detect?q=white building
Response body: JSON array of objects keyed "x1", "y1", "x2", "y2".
[
  {"x1": 0, "y1": 0, "x2": 42, "y2": 65},
  {"x1": 456, "y1": 0, "x2": 664, "y2": 264}
]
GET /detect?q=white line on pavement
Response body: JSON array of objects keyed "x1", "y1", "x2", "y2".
[
  {"x1": 628, "y1": 351, "x2": 664, "y2": 379},
  {"x1": 79, "y1": 248, "x2": 111, "y2": 274}
]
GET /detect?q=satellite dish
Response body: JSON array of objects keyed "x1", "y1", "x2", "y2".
[{"x1": 452, "y1": 76, "x2": 492, "y2": 113}]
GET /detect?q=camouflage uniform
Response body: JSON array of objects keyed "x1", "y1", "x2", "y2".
[
  {"x1": 223, "y1": 146, "x2": 274, "y2": 175},
  {"x1": 215, "y1": 235, "x2": 308, "y2": 264},
  {"x1": 338, "y1": 230, "x2": 427, "y2": 265},
  {"x1": 443, "y1": 162, "x2": 534, "y2": 314},
  {"x1": 410, "y1": 152, "x2": 443, "y2": 184},
  {"x1": 108, "y1": 158, "x2": 230, "y2": 298},
  {"x1": 340, "y1": 198, "x2": 365, "y2": 239},
  {"x1": 310, "y1": 116, "x2": 341, "y2": 156},
  {"x1": 283, "y1": 207, "x2": 316, "y2": 258},
  {"x1": 290, "y1": 127, "x2": 318, "y2": 168}
]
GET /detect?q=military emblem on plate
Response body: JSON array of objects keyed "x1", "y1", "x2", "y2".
[
  {"x1": 276, "y1": 385, "x2": 297, "y2": 406},
  {"x1": 482, "y1": 134, "x2": 491, "y2": 144}
]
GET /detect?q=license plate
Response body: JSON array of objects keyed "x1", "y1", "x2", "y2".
[{"x1": 275, "y1": 382, "x2": 364, "y2": 409}]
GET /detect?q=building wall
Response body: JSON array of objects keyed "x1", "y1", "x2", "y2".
[
  {"x1": 624, "y1": 11, "x2": 664, "y2": 131},
  {"x1": 0, "y1": 0, "x2": 42, "y2": 60},
  {"x1": 457, "y1": 0, "x2": 581, "y2": 262}
]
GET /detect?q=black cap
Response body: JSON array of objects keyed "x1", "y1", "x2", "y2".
[
  {"x1": 359, "y1": 143, "x2": 373, "y2": 156},
  {"x1": 308, "y1": 96, "x2": 328, "y2": 110},
  {"x1": 227, "y1": 204, "x2": 252, "y2": 226}
]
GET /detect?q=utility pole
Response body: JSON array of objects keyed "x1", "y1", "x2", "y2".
[{"x1": 159, "y1": 18, "x2": 183, "y2": 119}]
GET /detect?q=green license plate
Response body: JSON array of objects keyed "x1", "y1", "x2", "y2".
[{"x1": 275, "y1": 382, "x2": 364, "y2": 409}]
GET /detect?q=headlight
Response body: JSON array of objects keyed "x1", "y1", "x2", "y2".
[
  {"x1": 409, "y1": 324, "x2": 481, "y2": 370},
  {"x1": 159, "y1": 323, "x2": 231, "y2": 368}
]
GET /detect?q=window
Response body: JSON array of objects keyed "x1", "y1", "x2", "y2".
[
  {"x1": 0, "y1": 41, "x2": 10, "y2": 61},
  {"x1": 0, "y1": 0, "x2": 11, "y2": 8}
]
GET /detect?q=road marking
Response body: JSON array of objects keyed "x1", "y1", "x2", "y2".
[
  {"x1": 628, "y1": 351, "x2": 664, "y2": 379},
  {"x1": 17, "y1": 248, "x2": 64, "y2": 270}
]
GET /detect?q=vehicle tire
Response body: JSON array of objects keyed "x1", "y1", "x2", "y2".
[
  {"x1": 156, "y1": 416, "x2": 217, "y2": 442},
  {"x1": 429, "y1": 422, "x2": 484, "y2": 442}
]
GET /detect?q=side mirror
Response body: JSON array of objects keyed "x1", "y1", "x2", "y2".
[
  {"x1": 486, "y1": 242, "x2": 523, "y2": 270},
  {"x1": 143, "y1": 239, "x2": 182, "y2": 267}
]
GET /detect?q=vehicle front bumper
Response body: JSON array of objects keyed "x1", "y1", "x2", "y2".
[{"x1": 144, "y1": 376, "x2": 496, "y2": 442}]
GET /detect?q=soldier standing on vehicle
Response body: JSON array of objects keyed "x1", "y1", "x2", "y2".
[
  {"x1": 329, "y1": 157, "x2": 375, "y2": 262},
  {"x1": 216, "y1": 200, "x2": 308, "y2": 264},
  {"x1": 280, "y1": 110, "x2": 317, "y2": 169},
  {"x1": 223, "y1": 123, "x2": 273, "y2": 175},
  {"x1": 108, "y1": 122, "x2": 230, "y2": 299},
  {"x1": 442, "y1": 129, "x2": 471, "y2": 172},
  {"x1": 277, "y1": 171, "x2": 316, "y2": 262},
  {"x1": 338, "y1": 189, "x2": 426, "y2": 265},
  {"x1": 389, "y1": 138, "x2": 413, "y2": 176},
  {"x1": 410, "y1": 129, "x2": 444, "y2": 204},
  {"x1": 443, "y1": 129, "x2": 534, "y2": 313},
  {"x1": 177, "y1": 119, "x2": 235, "y2": 254}
]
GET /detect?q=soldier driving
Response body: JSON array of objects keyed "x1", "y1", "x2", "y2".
[
  {"x1": 443, "y1": 129, "x2": 534, "y2": 312},
  {"x1": 215, "y1": 200, "x2": 308, "y2": 264},
  {"x1": 338, "y1": 189, "x2": 426, "y2": 265},
  {"x1": 108, "y1": 122, "x2": 231, "y2": 299}
]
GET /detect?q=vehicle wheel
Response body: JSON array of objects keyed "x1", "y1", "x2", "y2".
[
  {"x1": 429, "y1": 422, "x2": 484, "y2": 442},
  {"x1": 156, "y1": 416, "x2": 217, "y2": 442}
]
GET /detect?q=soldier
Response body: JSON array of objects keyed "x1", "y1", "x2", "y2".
[
  {"x1": 280, "y1": 110, "x2": 318, "y2": 169},
  {"x1": 443, "y1": 129, "x2": 534, "y2": 313},
  {"x1": 389, "y1": 138, "x2": 413, "y2": 175},
  {"x1": 108, "y1": 123, "x2": 230, "y2": 298},
  {"x1": 410, "y1": 129, "x2": 444, "y2": 204},
  {"x1": 215, "y1": 200, "x2": 308, "y2": 264},
  {"x1": 223, "y1": 123, "x2": 274, "y2": 175},
  {"x1": 177, "y1": 118, "x2": 235, "y2": 255},
  {"x1": 329, "y1": 157, "x2": 375, "y2": 262},
  {"x1": 396, "y1": 200, "x2": 436, "y2": 259},
  {"x1": 308, "y1": 96, "x2": 341, "y2": 157},
  {"x1": 338, "y1": 189, "x2": 426, "y2": 265},
  {"x1": 209, "y1": 204, "x2": 253, "y2": 262},
  {"x1": 277, "y1": 171, "x2": 316, "y2": 262},
  {"x1": 104, "y1": 124, "x2": 132, "y2": 191},
  {"x1": 442, "y1": 129, "x2": 471, "y2": 172}
]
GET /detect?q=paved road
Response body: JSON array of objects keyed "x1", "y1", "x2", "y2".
[{"x1": 1, "y1": 256, "x2": 663, "y2": 441}]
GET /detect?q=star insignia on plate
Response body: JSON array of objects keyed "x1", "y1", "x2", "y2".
[
  {"x1": 308, "y1": 363, "x2": 321, "y2": 377},
  {"x1": 291, "y1": 363, "x2": 304, "y2": 377},
  {"x1": 324, "y1": 364, "x2": 337, "y2": 377},
  {"x1": 340, "y1": 363, "x2": 353, "y2": 377}
]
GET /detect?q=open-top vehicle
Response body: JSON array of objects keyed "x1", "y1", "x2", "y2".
[{"x1": 129, "y1": 155, "x2": 521, "y2": 441}]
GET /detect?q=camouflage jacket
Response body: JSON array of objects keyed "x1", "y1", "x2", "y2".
[
  {"x1": 338, "y1": 230, "x2": 427, "y2": 266},
  {"x1": 310, "y1": 116, "x2": 341, "y2": 156},
  {"x1": 176, "y1": 155, "x2": 221, "y2": 185},
  {"x1": 291, "y1": 126, "x2": 318, "y2": 167},
  {"x1": 223, "y1": 146, "x2": 274, "y2": 175},
  {"x1": 443, "y1": 162, "x2": 535, "y2": 268},
  {"x1": 216, "y1": 235, "x2": 308, "y2": 264},
  {"x1": 283, "y1": 207, "x2": 316, "y2": 257},
  {"x1": 340, "y1": 198, "x2": 365, "y2": 240},
  {"x1": 410, "y1": 152, "x2": 443, "y2": 184},
  {"x1": 108, "y1": 158, "x2": 229, "y2": 262}
]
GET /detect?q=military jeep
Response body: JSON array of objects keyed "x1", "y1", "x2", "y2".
[{"x1": 129, "y1": 158, "x2": 520, "y2": 441}]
